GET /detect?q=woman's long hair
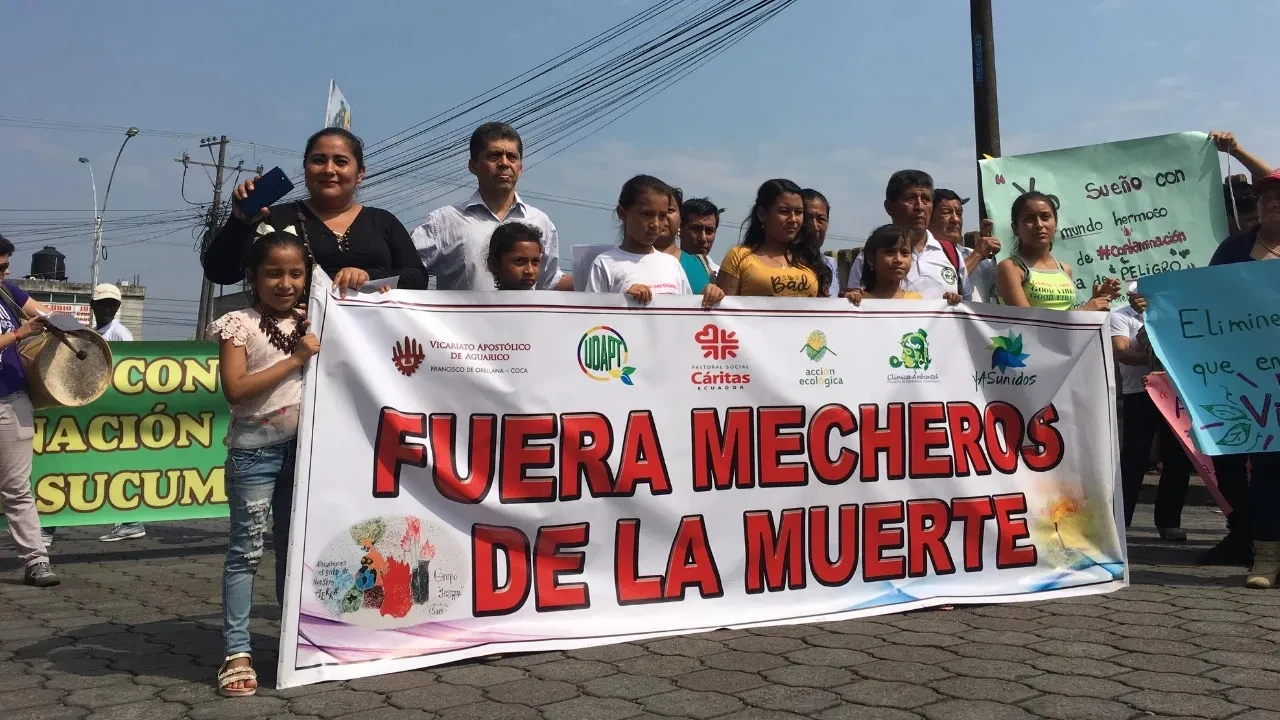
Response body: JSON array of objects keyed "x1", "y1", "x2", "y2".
[{"x1": 741, "y1": 179, "x2": 831, "y2": 295}]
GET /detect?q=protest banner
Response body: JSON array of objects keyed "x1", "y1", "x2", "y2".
[
  {"x1": 277, "y1": 274, "x2": 1126, "y2": 687},
  {"x1": 1142, "y1": 260, "x2": 1280, "y2": 456},
  {"x1": 979, "y1": 132, "x2": 1228, "y2": 307},
  {"x1": 30, "y1": 341, "x2": 230, "y2": 527},
  {"x1": 1144, "y1": 372, "x2": 1228, "y2": 513}
]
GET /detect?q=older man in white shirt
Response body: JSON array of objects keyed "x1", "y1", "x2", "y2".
[
  {"x1": 412, "y1": 123, "x2": 571, "y2": 291},
  {"x1": 845, "y1": 170, "x2": 972, "y2": 300}
]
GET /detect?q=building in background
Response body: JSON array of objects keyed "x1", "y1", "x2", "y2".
[{"x1": 15, "y1": 246, "x2": 145, "y2": 338}]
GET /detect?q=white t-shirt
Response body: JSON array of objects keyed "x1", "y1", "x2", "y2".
[
  {"x1": 585, "y1": 248, "x2": 691, "y2": 295},
  {"x1": 958, "y1": 246, "x2": 997, "y2": 303},
  {"x1": 1109, "y1": 306, "x2": 1149, "y2": 395},
  {"x1": 847, "y1": 231, "x2": 972, "y2": 300},
  {"x1": 95, "y1": 318, "x2": 134, "y2": 342}
]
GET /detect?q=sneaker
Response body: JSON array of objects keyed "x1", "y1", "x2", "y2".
[
  {"x1": 23, "y1": 562, "x2": 61, "y2": 587},
  {"x1": 1157, "y1": 527, "x2": 1188, "y2": 542},
  {"x1": 39, "y1": 529, "x2": 54, "y2": 547},
  {"x1": 99, "y1": 523, "x2": 145, "y2": 542}
]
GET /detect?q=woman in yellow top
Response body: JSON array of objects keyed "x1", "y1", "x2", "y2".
[
  {"x1": 996, "y1": 191, "x2": 1118, "y2": 311},
  {"x1": 845, "y1": 225, "x2": 962, "y2": 305},
  {"x1": 716, "y1": 179, "x2": 831, "y2": 297}
]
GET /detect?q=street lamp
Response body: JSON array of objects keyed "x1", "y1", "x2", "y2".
[
  {"x1": 84, "y1": 127, "x2": 140, "y2": 289},
  {"x1": 77, "y1": 158, "x2": 100, "y2": 285}
]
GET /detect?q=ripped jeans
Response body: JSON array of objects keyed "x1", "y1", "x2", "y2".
[{"x1": 222, "y1": 440, "x2": 295, "y2": 655}]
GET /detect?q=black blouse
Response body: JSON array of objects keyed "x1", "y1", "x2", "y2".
[{"x1": 203, "y1": 202, "x2": 428, "y2": 289}]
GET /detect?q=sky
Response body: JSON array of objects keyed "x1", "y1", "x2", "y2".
[{"x1": 2, "y1": 0, "x2": 1277, "y2": 339}]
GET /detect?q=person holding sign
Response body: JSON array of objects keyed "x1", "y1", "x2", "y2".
[
  {"x1": 486, "y1": 222, "x2": 544, "y2": 291},
  {"x1": 717, "y1": 179, "x2": 831, "y2": 298},
  {"x1": 1110, "y1": 283, "x2": 1189, "y2": 539},
  {"x1": 844, "y1": 224, "x2": 962, "y2": 305},
  {"x1": 996, "y1": 191, "x2": 1120, "y2": 311},
  {"x1": 1202, "y1": 168, "x2": 1280, "y2": 588}
]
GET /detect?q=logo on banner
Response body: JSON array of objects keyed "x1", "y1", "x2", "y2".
[
  {"x1": 691, "y1": 323, "x2": 750, "y2": 390},
  {"x1": 799, "y1": 330, "x2": 843, "y2": 387},
  {"x1": 695, "y1": 323, "x2": 739, "y2": 359},
  {"x1": 578, "y1": 326, "x2": 636, "y2": 385},
  {"x1": 940, "y1": 267, "x2": 958, "y2": 285},
  {"x1": 975, "y1": 330, "x2": 1037, "y2": 389},
  {"x1": 392, "y1": 337, "x2": 425, "y2": 377},
  {"x1": 887, "y1": 328, "x2": 939, "y2": 384}
]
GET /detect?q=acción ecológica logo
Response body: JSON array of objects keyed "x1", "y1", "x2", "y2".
[{"x1": 577, "y1": 326, "x2": 636, "y2": 385}]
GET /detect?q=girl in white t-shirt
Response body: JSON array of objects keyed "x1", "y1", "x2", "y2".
[
  {"x1": 586, "y1": 174, "x2": 723, "y2": 308},
  {"x1": 209, "y1": 224, "x2": 319, "y2": 698}
]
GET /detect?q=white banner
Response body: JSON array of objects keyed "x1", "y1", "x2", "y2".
[{"x1": 278, "y1": 272, "x2": 1126, "y2": 688}]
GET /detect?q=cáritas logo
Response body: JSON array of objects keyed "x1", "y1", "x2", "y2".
[{"x1": 578, "y1": 326, "x2": 636, "y2": 385}]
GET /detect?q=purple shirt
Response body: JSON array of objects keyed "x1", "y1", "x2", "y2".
[{"x1": 0, "y1": 281, "x2": 30, "y2": 396}]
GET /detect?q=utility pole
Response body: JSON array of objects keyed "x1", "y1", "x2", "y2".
[
  {"x1": 175, "y1": 137, "x2": 260, "y2": 338},
  {"x1": 970, "y1": 0, "x2": 1000, "y2": 219}
]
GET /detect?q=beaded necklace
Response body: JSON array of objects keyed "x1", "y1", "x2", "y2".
[{"x1": 258, "y1": 309, "x2": 304, "y2": 355}]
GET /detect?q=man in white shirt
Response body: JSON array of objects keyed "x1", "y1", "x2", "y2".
[
  {"x1": 801, "y1": 189, "x2": 840, "y2": 298},
  {"x1": 845, "y1": 170, "x2": 972, "y2": 300},
  {"x1": 1110, "y1": 284, "x2": 1188, "y2": 539},
  {"x1": 412, "y1": 123, "x2": 572, "y2": 291},
  {"x1": 931, "y1": 188, "x2": 1001, "y2": 302}
]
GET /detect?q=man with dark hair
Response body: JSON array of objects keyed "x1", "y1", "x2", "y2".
[
  {"x1": 653, "y1": 187, "x2": 713, "y2": 293},
  {"x1": 801, "y1": 189, "x2": 839, "y2": 298},
  {"x1": 677, "y1": 197, "x2": 722, "y2": 289},
  {"x1": 413, "y1": 122, "x2": 571, "y2": 290},
  {"x1": 0, "y1": 233, "x2": 59, "y2": 586},
  {"x1": 846, "y1": 170, "x2": 971, "y2": 300},
  {"x1": 930, "y1": 188, "x2": 1000, "y2": 301},
  {"x1": 1224, "y1": 175, "x2": 1258, "y2": 234}
]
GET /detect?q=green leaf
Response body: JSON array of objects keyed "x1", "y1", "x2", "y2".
[
  {"x1": 1010, "y1": 334, "x2": 1023, "y2": 356},
  {"x1": 621, "y1": 366, "x2": 636, "y2": 377},
  {"x1": 987, "y1": 337, "x2": 1010, "y2": 351},
  {"x1": 1200, "y1": 404, "x2": 1246, "y2": 421},
  {"x1": 1217, "y1": 422, "x2": 1252, "y2": 447}
]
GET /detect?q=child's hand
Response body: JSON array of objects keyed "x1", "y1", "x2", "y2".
[
  {"x1": 701, "y1": 284, "x2": 725, "y2": 309},
  {"x1": 295, "y1": 333, "x2": 320, "y2": 362},
  {"x1": 843, "y1": 289, "x2": 864, "y2": 306},
  {"x1": 943, "y1": 292, "x2": 962, "y2": 306},
  {"x1": 625, "y1": 284, "x2": 652, "y2": 305}
]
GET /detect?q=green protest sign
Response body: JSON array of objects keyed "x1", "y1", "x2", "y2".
[
  {"x1": 978, "y1": 131, "x2": 1228, "y2": 306},
  {"x1": 31, "y1": 341, "x2": 231, "y2": 527}
]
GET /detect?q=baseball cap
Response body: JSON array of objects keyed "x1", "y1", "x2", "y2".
[
  {"x1": 1254, "y1": 168, "x2": 1280, "y2": 191},
  {"x1": 92, "y1": 283, "x2": 122, "y2": 302}
]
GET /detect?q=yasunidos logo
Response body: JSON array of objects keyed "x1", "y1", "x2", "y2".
[
  {"x1": 987, "y1": 331, "x2": 1030, "y2": 372},
  {"x1": 577, "y1": 326, "x2": 636, "y2": 385},
  {"x1": 975, "y1": 330, "x2": 1036, "y2": 390},
  {"x1": 889, "y1": 329, "x2": 931, "y2": 371}
]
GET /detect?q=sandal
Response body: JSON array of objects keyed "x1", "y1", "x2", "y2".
[{"x1": 217, "y1": 652, "x2": 257, "y2": 697}]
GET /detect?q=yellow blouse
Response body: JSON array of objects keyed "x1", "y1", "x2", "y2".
[{"x1": 720, "y1": 246, "x2": 820, "y2": 297}]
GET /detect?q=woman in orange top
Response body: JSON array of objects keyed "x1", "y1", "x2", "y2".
[{"x1": 716, "y1": 179, "x2": 831, "y2": 297}]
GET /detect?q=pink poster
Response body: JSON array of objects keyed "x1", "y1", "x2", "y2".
[{"x1": 1145, "y1": 372, "x2": 1230, "y2": 513}]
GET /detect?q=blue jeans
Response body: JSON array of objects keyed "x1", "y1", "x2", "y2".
[{"x1": 222, "y1": 440, "x2": 295, "y2": 655}]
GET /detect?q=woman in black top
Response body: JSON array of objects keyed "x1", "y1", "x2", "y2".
[{"x1": 203, "y1": 128, "x2": 427, "y2": 294}]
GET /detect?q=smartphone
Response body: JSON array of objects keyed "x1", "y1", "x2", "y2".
[{"x1": 235, "y1": 167, "x2": 294, "y2": 219}]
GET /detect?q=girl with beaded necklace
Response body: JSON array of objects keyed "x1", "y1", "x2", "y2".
[{"x1": 208, "y1": 224, "x2": 318, "y2": 698}]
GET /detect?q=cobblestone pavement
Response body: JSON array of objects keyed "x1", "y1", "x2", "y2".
[{"x1": 3, "y1": 502, "x2": 1278, "y2": 720}]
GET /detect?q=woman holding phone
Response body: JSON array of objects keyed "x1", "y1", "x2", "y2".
[{"x1": 203, "y1": 128, "x2": 427, "y2": 295}]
